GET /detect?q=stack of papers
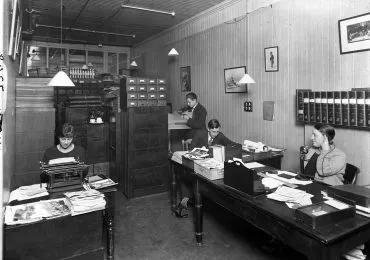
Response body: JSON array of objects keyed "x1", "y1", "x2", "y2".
[
  {"x1": 183, "y1": 148, "x2": 209, "y2": 160},
  {"x1": 8, "y1": 184, "x2": 49, "y2": 203},
  {"x1": 48, "y1": 157, "x2": 76, "y2": 165},
  {"x1": 343, "y1": 244, "x2": 366, "y2": 260},
  {"x1": 266, "y1": 171, "x2": 312, "y2": 186},
  {"x1": 267, "y1": 186, "x2": 314, "y2": 208},
  {"x1": 5, "y1": 198, "x2": 71, "y2": 225},
  {"x1": 88, "y1": 176, "x2": 117, "y2": 189},
  {"x1": 64, "y1": 190, "x2": 106, "y2": 216},
  {"x1": 171, "y1": 151, "x2": 188, "y2": 164}
]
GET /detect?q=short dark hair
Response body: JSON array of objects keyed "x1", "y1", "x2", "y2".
[
  {"x1": 208, "y1": 119, "x2": 220, "y2": 129},
  {"x1": 57, "y1": 123, "x2": 74, "y2": 138},
  {"x1": 185, "y1": 92, "x2": 197, "y2": 101},
  {"x1": 314, "y1": 123, "x2": 335, "y2": 144}
]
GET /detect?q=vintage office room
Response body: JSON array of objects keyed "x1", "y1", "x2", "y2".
[{"x1": 3, "y1": 0, "x2": 370, "y2": 259}]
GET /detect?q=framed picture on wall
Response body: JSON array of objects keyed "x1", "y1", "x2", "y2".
[
  {"x1": 224, "y1": 66, "x2": 247, "y2": 93},
  {"x1": 264, "y1": 46, "x2": 278, "y2": 72},
  {"x1": 338, "y1": 12, "x2": 370, "y2": 54},
  {"x1": 180, "y1": 66, "x2": 191, "y2": 92}
]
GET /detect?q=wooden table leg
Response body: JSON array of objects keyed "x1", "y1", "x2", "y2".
[
  {"x1": 105, "y1": 192, "x2": 115, "y2": 260},
  {"x1": 171, "y1": 162, "x2": 177, "y2": 213},
  {"x1": 193, "y1": 179, "x2": 203, "y2": 246}
]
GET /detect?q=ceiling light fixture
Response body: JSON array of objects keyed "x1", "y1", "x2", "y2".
[
  {"x1": 121, "y1": 4, "x2": 175, "y2": 17},
  {"x1": 168, "y1": 48, "x2": 179, "y2": 56},
  {"x1": 238, "y1": 73, "x2": 256, "y2": 84},
  {"x1": 130, "y1": 60, "x2": 138, "y2": 67},
  {"x1": 48, "y1": 0, "x2": 75, "y2": 87}
]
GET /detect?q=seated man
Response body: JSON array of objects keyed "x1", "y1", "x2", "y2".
[
  {"x1": 303, "y1": 123, "x2": 346, "y2": 186},
  {"x1": 190, "y1": 119, "x2": 239, "y2": 149}
]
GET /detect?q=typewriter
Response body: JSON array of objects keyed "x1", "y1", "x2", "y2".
[{"x1": 40, "y1": 157, "x2": 88, "y2": 191}]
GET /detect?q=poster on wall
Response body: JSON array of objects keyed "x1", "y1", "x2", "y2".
[
  {"x1": 264, "y1": 46, "x2": 278, "y2": 72},
  {"x1": 224, "y1": 66, "x2": 247, "y2": 93},
  {"x1": 180, "y1": 66, "x2": 191, "y2": 92},
  {"x1": 338, "y1": 12, "x2": 370, "y2": 54}
]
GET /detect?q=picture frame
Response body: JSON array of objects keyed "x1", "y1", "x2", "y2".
[
  {"x1": 224, "y1": 66, "x2": 247, "y2": 93},
  {"x1": 8, "y1": 0, "x2": 19, "y2": 60},
  {"x1": 180, "y1": 66, "x2": 191, "y2": 92},
  {"x1": 264, "y1": 46, "x2": 278, "y2": 72},
  {"x1": 338, "y1": 12, "x2": 370, "y2": 54}
]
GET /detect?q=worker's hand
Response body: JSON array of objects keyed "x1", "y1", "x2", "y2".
[{"x1": 182, "y1": 111, "x2": 192, "y2": 120}]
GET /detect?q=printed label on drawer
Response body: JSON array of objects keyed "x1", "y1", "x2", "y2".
[
  {"x1": 149, "y1": 94, "x2": 157, "y2": 99},
  {"x1": 158, "y1": 79, "x2": 165, "y2": 84},
  {"x1": 138, "y1": 86, "x2": 147, "y2": 91},
  {"x1": 148, "y1": 87, "x2": 157, "y2": 91},
  {"x1": 158, "y1": 86, "x2": 166, "y2": 91},
  {"x1": 148, "y1": 79, "x2": 156, "y2": 84},
  {"x1": 137, "y1": 78, "x2": 146, "y2": 84},
  {"x1": 128, "y1": 101, "x2": 137, "y2": 106},
  {"x1": 138, "y1": 93, "x2": 147, "y2": 99},
  {"x1": 127, "y1": 86, "x2": 136, "y2": 91},
  {"x1": 158, "y1": 93, "x2": 166, "y2": 99},
  {"x1": 128, "y1": 79, "x2": 135, "y2": 84}
]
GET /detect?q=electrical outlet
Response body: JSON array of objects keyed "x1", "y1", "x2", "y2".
[{"x1": 244, "y1": 101, "x2": 253, "y2": 112}]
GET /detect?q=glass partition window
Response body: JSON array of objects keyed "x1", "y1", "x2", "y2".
[
  {"x1": 26, "y1": 46, "x2": 47, "y2": 77},
  {"x1": 108, "y1": 52, "x2": 118, "y2": 74},
  {"x1": 118, "y1": 53, "x2": 128, "y2": 76},
  {"x1": 69, "y1": 49, "x2": 86, "y2": 68},
  {"x1": 88, "y1": 51, "x2": 104, "y2": 75}
]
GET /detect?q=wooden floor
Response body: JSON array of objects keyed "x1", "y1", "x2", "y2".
[{"x1": 113, "y1": 191, "x2": 308, "y2": 260}]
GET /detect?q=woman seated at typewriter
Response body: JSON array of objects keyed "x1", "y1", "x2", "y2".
[
  {"x1": 303, "y1": 123, "x2": 346, "y2": 186},
  {"x1": 42, "y1": 123, "x2": 86, "y2": 164}
]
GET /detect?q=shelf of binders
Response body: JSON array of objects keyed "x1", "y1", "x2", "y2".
[{"x1": 296, "y1": 89, "x2": 370, "y2": 130}]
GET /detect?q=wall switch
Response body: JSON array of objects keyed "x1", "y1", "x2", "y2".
[{"x1": 244, "y1": 101, "x2": 253, "y2": 112}]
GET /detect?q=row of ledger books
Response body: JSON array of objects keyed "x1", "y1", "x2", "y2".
[
  {"x1": 5, "y1": 198, "x2": 70, "y2": 225},
  {"x1": 64, "y1": 190, "x2": 106, "y2": 216},
  {"x1": 296, "y1": 89, "x2": 370, "y2": 128}
]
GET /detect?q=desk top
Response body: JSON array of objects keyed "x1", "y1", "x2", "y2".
[
  {"x1": 168, "y1": 113, "x2": 190, "y2": 130},
  {"x1": 173, "y1": 160, "x2": 370, "y2": 245}
]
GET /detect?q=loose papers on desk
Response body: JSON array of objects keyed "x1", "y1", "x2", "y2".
[
  {"x1": 5, "y1": 198, "x2": 71, "y2": 225},
  {"x1": 8, "y1": 183, "x2": 49, "y2": 202},
  {"x1": 64, "y1": 190, "x2": 106, "y2": 216},
  {"x1": 267, "y1": 186, "x2": 314, "y2": 209},
  {"x1": 183, "y1": 148, "x2": 209, "y2": 160},
  {"x1": 171, "y1": 151, "x2": 188, "y2": 164}
]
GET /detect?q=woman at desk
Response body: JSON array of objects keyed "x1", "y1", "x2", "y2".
[
  {"x1": 42, "y1": 123, "x2": 86, "y2": 163},
  {"x1": 304, "y1": 123, "x2": 346, "y2": 186}
]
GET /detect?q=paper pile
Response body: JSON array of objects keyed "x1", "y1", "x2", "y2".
[
  {"x1": 267, "y1": 186, "x2": 314, "y2": 208},
  {"x1": 183, "y1": 148, "x2": 209, "y2": 160},
  {"x1": 5, "y1": 198, "x2": 70, "y2": 225},
  {"x1": 64, "y1": 190, "x2": 106, "y2": 216},
  {"x1": 89, "y1": 176, "x2": 117, "y2": 189},
  {"x1": 342, "y1": 244, "x2": 366, "y2": 260},
  {"x1": 8, "y1": 184, "x2": 49, "y2": 202},
  {"x1": 171, "y1": 151, "x2": 188, "y2": 164}
]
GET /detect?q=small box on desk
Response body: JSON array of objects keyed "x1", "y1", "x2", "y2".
[
  {"x1": 224, "y1": 160, "x2": 265, "y2": 195},
  {"x1": 294, "y1": 198, "x2": 355, "y2": 229},
  {"x1": 209, "y1": 144, "x2": 243, "y2": 162},
  {"x1": 327, "y1": 184, "x2": 370, "y2": 207},
  {"x1": 194, "y1": 158, "x2": 224, "y2": 180}
]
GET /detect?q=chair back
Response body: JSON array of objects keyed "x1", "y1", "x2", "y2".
[
  {"x1": 343, "y1": 163, "x2": 360, "y2": 184},
  {"x1": 182, "y1": 139, "x2": 192, "y2": 151}
]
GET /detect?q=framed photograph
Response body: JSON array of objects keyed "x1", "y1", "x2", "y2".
[
  {"x1": 338, "y1": 12, "x2": 370, "y2": 54},
  {"x1": 224, "y1": 66, "x2": 247, "y2": 93},
  {"x1": 264, "y1": 46, "x2": 278, "y2": 72},
  {"x1": 180, "y1": 66, "x2": 191, "y2": 92}
]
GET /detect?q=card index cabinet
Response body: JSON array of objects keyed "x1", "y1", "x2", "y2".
[{"x1": 296, "y1": 89, "x2": 370, "y2": 130}]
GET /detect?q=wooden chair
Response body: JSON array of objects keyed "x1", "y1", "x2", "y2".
[
  {"x1": 343, "y1": 163, "x2": 360, "y2": 184},
  {"x1": 182, "y1": 139, "x2": 192, "y2": 151}
]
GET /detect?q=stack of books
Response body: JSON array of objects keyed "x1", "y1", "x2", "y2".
[
  {"x1": 64, "y1": 190, "x2": 106, "y2": 216},
  {"x1": 5, "y1": 198, "x2": 70, "y2": 225}
]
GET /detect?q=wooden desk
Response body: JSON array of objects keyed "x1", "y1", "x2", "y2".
[
  {"x1": 170, "y1": 159, "x2": 370, "y2": 260},
  {"x1": 4, "y1": 186, "x2": 117, "y2": 260}
]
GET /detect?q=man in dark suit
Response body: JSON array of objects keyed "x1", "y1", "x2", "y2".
[
  {"x1": 181, "y1": 92, "x2": 207, "y2": 139},
  {"x1": 191, "y1": 119, "x2": 238, "y2": 149}
]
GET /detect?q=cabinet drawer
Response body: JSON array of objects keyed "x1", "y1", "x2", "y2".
[
  {"x1": 148, "y1": 93, "x2": 157, "y2": 99},
  {"x1": 147, "y1": 79, "x2": 157, "y2": 85},
  {"x1": 126, "y1": 85, "x2": 137, "y2": 92},
  {"x1": 127, "y1": 77, "x2": 136, "y2": 85},
  {"x1": 157, "y1": 85, "x2": 166, "y2": 91},
  {"x1": 157, "y1": 100, "x2": 167, "y2": 106},
  {"x1": 137, "y1": 78, "x2": 147, "y2": 85},
  {"x1": 127, "y1": 100, "x2": 138, "y2": 107},
  {"x1": 147, "y1": 85, "x2": 157, "y2": 92},
  {"x1": 137, "y1": 100, "x2": 148, "y2": 107},
  {"x1": 157, "y1": 79, "x2": 166, "y2": 85},
  {"x1": 137, "y1": 85, "x2": 147, "y2": 92},
  {"x1": 157, "y1": 92, "x2": 166, "y2": 99},
  {"x1": 147, "y1": 100, "x2": 157, "y2": 106},
  {"x1": 127, "y1": 92, "x2": 138, "y2": 99},
  {"x1": 138, "y1": 93, "x2": 148, "y2": 99}
]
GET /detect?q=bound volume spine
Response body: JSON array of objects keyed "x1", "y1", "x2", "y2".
[
  {"x1": 327, "y1": 91, "x2": 334, "y2": 124},
  {"x1": 349, "y1": 91, "x2": 357, "y2": 126},
  {"x1": 366, "y1": 92, "x2": 370, "y2": 127},
  {"x1": 341, "y1": 91, "x2": 349, "y2": 126},
  {"x1": 315, "y1": 92, "x2": 321, "y2": 123},
  {"x1": 334, "y1": 91, "x2": 342, "y2": 125},
  {"x1": 309, "y1": 92, "x2": 315, "y2": 123},
  {"x1": 357, "y1": 91, "x2": 365, "y2": 127},
  {"x1": 303, "y1": 91, "x2": 310, "y2": 123}
]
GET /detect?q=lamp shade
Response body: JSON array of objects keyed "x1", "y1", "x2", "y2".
[
  {"x1": 130, "y1": 60, "x2": 138, "y2": 67},
  {"x1": 238, "y1": 73, "x2": 256, "y2": 84},
  {"x1": 168, "y1": 48, "x2": 179, "y2": 56},
  {"x1": 48, "y1": 71, "x2": 75, "y2": 87}
]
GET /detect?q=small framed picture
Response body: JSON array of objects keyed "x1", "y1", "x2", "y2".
[
  {"x1": 224, "y1": 66, "x2": 247, "y2": 93},
  {"x1": 180, "y1": 66, "x2": 191, "y2": 92},
  {"x1": 264, "y1": 46, "x2": 279, "y2": 72},
  {"x1": 338, "y1": 12, "x2": 370, "y2": 54}
]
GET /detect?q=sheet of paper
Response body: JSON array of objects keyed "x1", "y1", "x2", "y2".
[
  {"x1": 244, "y1": 162, "x2": 266, "y2": 169},
  {"x1": 324, "y1": 199, "x2": 350, "y2": 210}
]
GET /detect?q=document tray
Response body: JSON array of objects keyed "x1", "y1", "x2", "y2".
[{"x1": 224, "y1": 161, "x2": 265, "y2": 195}]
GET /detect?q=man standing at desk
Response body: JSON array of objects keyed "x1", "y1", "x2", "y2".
[{"x1": 180, "y1": 92, "x2": 207, "y2": 139}]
